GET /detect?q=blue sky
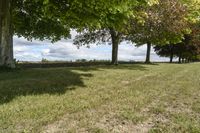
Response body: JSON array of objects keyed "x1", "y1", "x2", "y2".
[{"x1": 13, "y1": 32, "x2": 170, "y2": 62}]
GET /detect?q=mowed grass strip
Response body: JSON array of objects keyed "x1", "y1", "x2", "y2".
[{"x1": 0, "y1": 63, "x2": 200, "y2": 132}]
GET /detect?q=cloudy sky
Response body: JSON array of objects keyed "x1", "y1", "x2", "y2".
[{"x1": 13, "y1": 31, "x2": 170, "y2": 62}]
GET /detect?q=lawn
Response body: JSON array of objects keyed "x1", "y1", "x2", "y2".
[{"x1": 0, "y1": 63, "x2": 200, "y2": 133}]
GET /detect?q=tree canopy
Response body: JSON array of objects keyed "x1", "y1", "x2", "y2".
[
  {"x1": 13, "y1": 0, "x2": 71, "y2": 42},
  {"x1": 0, "y1": 0, "x2": 200, "y2": 67},
  {"x1": 72, "y1": 0, "x2": 153, "y2": 64},
  {"x1": 155, "y1": 24, "x2": 200, "y2": 63},
  {"x1": 128, "y1": 0, "x2": 199, "y2": 63}
]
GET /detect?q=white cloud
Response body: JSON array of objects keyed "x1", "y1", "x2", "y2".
[{"x1": 13, "y1": 34, "x2": 170, "y2": 62}]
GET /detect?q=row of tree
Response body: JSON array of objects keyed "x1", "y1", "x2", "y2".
[
  {"x1": 74, "y1": 0, "x2": 200, "y2": 64},
  {"x1": 155, "y1": 25, "x2": 200, "y2": 63},
  {"x1": 0, "y1": 0, "x2": 200, "y2": 68}
]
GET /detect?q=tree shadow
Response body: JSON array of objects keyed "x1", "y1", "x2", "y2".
[
  {"x1": 70, "y1": 64, "x2": 149, "y2": 72},
  {"x1": 0, "y1": 63, "x2": 149, "y2": 105},
  {"x1": 18, "y1": 61, "x2": 156, "y2": 70},
  {"x1": 0, "y1": 68, "x2": 93, "y2": 105}
]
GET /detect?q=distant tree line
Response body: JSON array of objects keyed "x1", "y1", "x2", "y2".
[{"x1": 154, "y1": 23, "x2": 200, "y2": 63}]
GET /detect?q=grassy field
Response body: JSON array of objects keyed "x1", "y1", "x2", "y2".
[{"x1": 0, "y1": 63, "x2": 200, "y2": 133}]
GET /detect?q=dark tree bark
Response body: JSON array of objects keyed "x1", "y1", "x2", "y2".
[
  {"x1": 178, "y1": 53, "x2": 182, "y2": 63},
  {"x1": 145, "y1": 42, "x2": 151, "y2": 64},
  {"x1": 170, "y1": 54, "x2": 173, "y2": 63},
  {"x1": 170, "y1": 44, "x2": 174, "y2": 63},
  {"x1": 110, "y1": 29, "x2": 120, "y2": 65},
  {"x1": 0, "y1": 0, "x2": 2, "y2": 47},
  {"x1": 0, "y1": 0, "x2": 15, "y2": 68}
]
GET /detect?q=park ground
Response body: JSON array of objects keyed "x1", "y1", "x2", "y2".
[{"x1": 0, "y1": 63, "x2": 200, "y2": 132}]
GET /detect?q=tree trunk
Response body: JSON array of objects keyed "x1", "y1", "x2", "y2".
[
  {"x1": 170, "y1": 45, "x2": 174, "y2": 63},
  {"x1": 170, "y1": 54, "x2": 173, "y2": 63},
  {"x1": 145, "y1": 42, "x2": 151, "y2": 64},
  {"x1": 178, "y1": 57, "x2": 181, "y2": 63},
  {"x1": 178, "y1": 53, "x2": 182, "y2": 64},
  {"x1": 110, "y1": 29, "x2": 120, "y2": 65},
  {"x1": 0, "y1": 0, "x2": 15, "y2": 68}
]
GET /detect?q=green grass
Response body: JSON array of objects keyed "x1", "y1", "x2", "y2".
[{"x1": 0, "y1": 63, "x2": 200, "y2": 132}]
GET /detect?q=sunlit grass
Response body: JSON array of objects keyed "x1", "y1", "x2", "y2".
[{"x1": 0, "y1": 63, "x2": 200, "y2": 132}]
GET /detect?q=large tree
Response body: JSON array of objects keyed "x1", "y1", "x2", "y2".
[
  {"x1": 0, "y1": 0, "x2": 71, "y2": 68},
  {"x1": 153, "y1": 0, "x2": 200, "y2": 63},
  {"x1": 0, "y1": 0, "x2": 14, "y2": 67},
  {"x1": 68, "y1": 0, "x2": 150, "y2": 65},
  {"x1": 155, "y1": 24, "x2": 200, "y2": 63},
  {"x1": 129, "y1": 0, "x2": 190, "y2": 63}
]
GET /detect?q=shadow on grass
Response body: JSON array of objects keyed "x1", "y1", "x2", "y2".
[
  {"x1": 71, "y1": 64, "x2": 149, "y2": 72},
  {"x1": 18, "y1": 61, "x2": 156, "y2": 69},
  {"x1": 0, "y1": 64, "x2": 148, "y2": 104},
  {"x1": 0, "y1": 68, "x2": 93, "y2": 104}
]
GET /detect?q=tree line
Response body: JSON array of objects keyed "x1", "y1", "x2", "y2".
[{"x1": 0, "y1": 0, "x2": 200, "y2": 68}]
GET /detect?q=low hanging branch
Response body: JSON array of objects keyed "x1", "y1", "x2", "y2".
[{"x1": 73, "y1": 30, "x2": 111, "y2": 48}]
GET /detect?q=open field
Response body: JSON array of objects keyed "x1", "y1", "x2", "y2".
[{"x1": 0, "y1": 63, "x2": 200, "y2": 132}]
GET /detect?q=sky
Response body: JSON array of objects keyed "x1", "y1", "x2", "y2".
[{"x1": 13, "y1": 31, "x2": 170, "y2": 62}]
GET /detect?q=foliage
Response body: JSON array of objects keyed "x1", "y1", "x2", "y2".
[
  {"x1": 43, "y1": 0, "x2": 150, "y2": 31},
  {"x1": 71, "y1": 0, "x2": 152, "y2": 64},
  {"x1": 41, "y1": 58, "x2": 49, "y2": 63},
  {"x1": 74, "y1": 30, "x2": 111, "y2": 48},
  {"x1": 180, "y1": 0, "x2": 200, "y2": 23},
  {"x1": 129, "y1": 0, "x2": 190, "y2": 46},
  {"x1": 154, "y1": 24, "x2": 200, "y2": 61},
  {"x1": 72, "y1": 0, "x2": 149, "y2": 45},
  {"x1": 12, "y1": 0, "x2": 71, "y2": 42}
]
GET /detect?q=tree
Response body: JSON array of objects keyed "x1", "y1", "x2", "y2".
[
  {"x1": 0, "y1": 0, "x2": 71, "y2": 68},
  {"x1": 71, "y1": 0, "x2": 151, "y2": 65},
  {"x1": 155, "y1": 24, "x2": 200, "y2": 63},
  {"x1": 74, "y1": 29, "x2": 124, "y2": 65},
  {"x1": 129, "y1": 0, "x2": 189, "y2": 63},
  {"x1": 1, "y1": 0, "x2": 148, "y2": 67},
  {"x1": 154, "y1": 44, "x2": 176, "y2": 63},
  {"x1": 0, "y1": 0, "x2": 14, "y2": 68}
]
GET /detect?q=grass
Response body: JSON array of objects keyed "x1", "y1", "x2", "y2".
[{"x1": 0, "y1": 63, "x2": 200, "y2": 132}]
